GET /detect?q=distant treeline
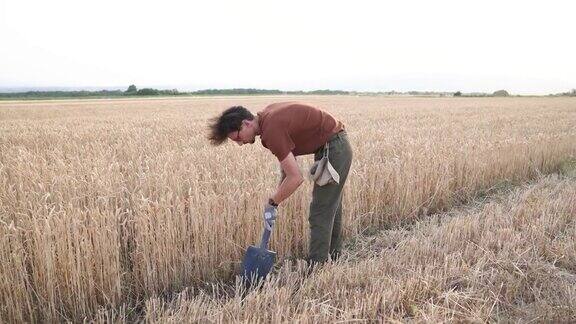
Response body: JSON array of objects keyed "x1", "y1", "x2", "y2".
[
  {"x1": 0, "y1": 88, "x2": 470, "y2": 99},
  {"x1": 192, "y1": 88, "x2": 350, "y2": 95},
  {"x1": 0, "y1": 87, "x2": 180, "y2": 99},
  {"x1": 0, "y1": 86, "x2": 351, "y2": 99},
  {"x1": 0, "y1": 90, "x2": 126, "y2": 99},
  {"x1": 1, "y1": 85, "x2": 574, "y2": 100},
  {"x1": 549, "y1": 89, "x2": 576, "y2": 97}
]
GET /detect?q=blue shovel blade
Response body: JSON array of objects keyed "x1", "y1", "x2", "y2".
[{"x1": 241, "y1": 245, "x2": 276, "y2": 284}]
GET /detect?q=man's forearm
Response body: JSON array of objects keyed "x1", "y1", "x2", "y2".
[
  {"x1": 279, "y1": 168, "x2": 286, "y2": 186},
  {"x1": 272, "y1": 175, "x2": 303, "y2": 205}
]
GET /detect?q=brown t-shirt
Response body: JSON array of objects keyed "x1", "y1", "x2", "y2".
[{"x1": 257, "y1": 102, "x2": 344, "y2": 161}]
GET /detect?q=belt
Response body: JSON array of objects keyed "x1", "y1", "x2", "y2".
[
  {"x1": 328, "y1": 129, "x2": 346, "y2": 142},
  {"x1": 314, "y1": 130, "x2": 346, "y2": 154}
]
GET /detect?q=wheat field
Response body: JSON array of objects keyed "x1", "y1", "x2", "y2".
[
  {"x1": 139, "y1": 173, "x2": 576, "y2": 323},
  {"x1": 0, "y1": 96, "x2": 575, "y2": 322}
]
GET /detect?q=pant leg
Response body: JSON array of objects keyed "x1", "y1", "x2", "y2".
[
  {"x1": 308, "y1": 132, "x2": 353, "y2": 264},
  {"x1": 330, "y1": 136, "x2": 352, "y2": 260},
  {"x1": 308, "y1": 182, "x2": 341, "y2": 264},
  {"x1": 329, "y1": 195, "x2": 343, "y2": 260}
]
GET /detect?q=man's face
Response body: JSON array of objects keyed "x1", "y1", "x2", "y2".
[{"x1": 228, "y1": 120, "x2": 256, "y2": 146}]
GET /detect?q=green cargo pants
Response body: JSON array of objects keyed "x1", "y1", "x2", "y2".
[{"x1": 308, "y1": 130, "x2": 353, "y2": 265}]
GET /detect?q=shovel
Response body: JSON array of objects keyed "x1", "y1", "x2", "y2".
[{"x1": 241, "y1": 220, "x2": 277, "y2": 286}]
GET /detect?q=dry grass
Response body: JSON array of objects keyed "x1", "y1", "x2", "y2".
[
  {"x1": 141, "y1": 173, "x2": 576, "y2": 323},
  {"x1": 0, "y1": 96, "x2": 575, "y2": 322}
]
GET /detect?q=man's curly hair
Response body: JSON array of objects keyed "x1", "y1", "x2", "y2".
[{"x1": 207, "y1": 106, "x2": 255, "y2": 145}]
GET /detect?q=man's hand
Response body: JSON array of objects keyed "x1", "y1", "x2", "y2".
[{"x1": 263, "y1": 202, "x2": 278, "y2": 231}]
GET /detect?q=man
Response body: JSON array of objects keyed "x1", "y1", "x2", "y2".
[{"x1": 207, "y1": 102, "x2": 353, "y2": 266}]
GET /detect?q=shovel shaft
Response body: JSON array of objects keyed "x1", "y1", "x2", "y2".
[{"x1": 260, "y1": 227, "x2": 271, "y2": 249}]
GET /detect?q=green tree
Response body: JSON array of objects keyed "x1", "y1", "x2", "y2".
[
  {"x1": 492, "y1": 90, "x2": 510, "y2": 97},
  {"x1": 454, "y1": 91, "x2": 462, "y2": 97},
  {"x1": 126, "y1": 84, "x2": 137, "y2": 93},
  {"x1": 136, "y1": 88, "x2": 160, "y2": 95}
]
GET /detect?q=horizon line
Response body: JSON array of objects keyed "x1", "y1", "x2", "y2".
[{"x1": 1, "y1": 85, "x2": 574, "y2": 96}]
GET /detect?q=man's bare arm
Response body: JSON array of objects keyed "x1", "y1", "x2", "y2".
[
  {"x1": 271, "y1": 152, "x2": 303, "y2": 204},
  {"x1": 279, "y1": 167, "x2": 286, "y2": 185}
]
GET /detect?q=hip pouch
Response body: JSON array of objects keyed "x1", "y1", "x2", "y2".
[{"x1": 308, "y1": 142, "x2": 340, "y2": 186}]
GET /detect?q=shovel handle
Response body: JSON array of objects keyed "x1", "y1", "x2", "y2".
[{"x1": 260, "y1": 225, "x2": 272, "y2": 249}]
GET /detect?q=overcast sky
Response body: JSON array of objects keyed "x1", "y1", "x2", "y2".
[{"x1": 1, "y1": 0, "x2": 575, "y2": 94}]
